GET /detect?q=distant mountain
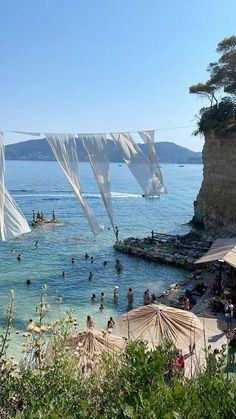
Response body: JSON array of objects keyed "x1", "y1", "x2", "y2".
[{"x1": 5, "y1": 139, "x2": 202, "y2": 164}]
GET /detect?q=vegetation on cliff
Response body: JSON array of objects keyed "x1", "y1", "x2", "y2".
[{"x1": 190, "y1": 36, "x2": 236, "y2": 135}]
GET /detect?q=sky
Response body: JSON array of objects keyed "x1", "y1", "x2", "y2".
[{"x1": 0, "y1": 0, "x2": 236, "y2": 151}]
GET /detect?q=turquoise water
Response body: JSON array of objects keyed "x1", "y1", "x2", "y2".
[{"x1": 0, "y1": 161, "x2": 202, "y2": 356}]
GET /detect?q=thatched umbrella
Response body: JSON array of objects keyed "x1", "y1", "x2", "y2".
[
  {"x1": 66, "y1": 328, "x2": 127, "y2": 372},
  {"x1": 120, "y1": 304, "x2": 203, "y2": 351}
]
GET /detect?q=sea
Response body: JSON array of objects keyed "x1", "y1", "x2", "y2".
[{"x1": 0, "y1": 161, "x2": 203, "y2": 357}]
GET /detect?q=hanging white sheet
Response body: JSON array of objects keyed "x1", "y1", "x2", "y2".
[
  {"x1": 138, "y1": 130, "x2": 167, "y2": 194},
  {"x1": 111, "y1": 132, "x2": 160, "y2": 196},
  {"x1": 80, "y1": 134, "x2": 114, "y2": 232},
  {"x1": 45, "y1": 133, "x2": 103, "y2": 236},
  {"x1": 0, "y1": 132, "x2": 31, "y2": 241}
]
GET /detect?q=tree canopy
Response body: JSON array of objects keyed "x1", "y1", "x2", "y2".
[{"x1": 189, "y1": 36, "x2": 236, "y2": 135}]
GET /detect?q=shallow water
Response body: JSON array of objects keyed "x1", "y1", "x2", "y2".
[{"x1": 0, "y1": 161, "x2": 203, "y2": 357}]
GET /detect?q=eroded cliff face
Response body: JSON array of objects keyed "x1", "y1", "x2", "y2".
[{"x1": 193, "y1": 130, "x2": 236, "y2": 237}]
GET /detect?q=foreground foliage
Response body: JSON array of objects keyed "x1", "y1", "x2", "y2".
[{"x1": 0, "y1": 290, "x2": 236, "y2": 418}]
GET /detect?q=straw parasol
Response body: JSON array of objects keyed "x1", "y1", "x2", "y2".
[
  {"x1": 120, "y1": 304, "x2": 203, "y2": 351},
  {"x1": 66, "y1": 328, "x2": 127, "y2": 373}
]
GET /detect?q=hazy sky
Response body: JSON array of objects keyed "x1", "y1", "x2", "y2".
[{"x1": 0, "y1": 0, "x2": 236, "y2": 150}]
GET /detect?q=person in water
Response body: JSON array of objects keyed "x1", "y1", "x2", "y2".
[
  {"x1": 91, "y1": 294, "x2": 96, "y2": 302},
  {"x1": 91, "y1": 256, "x2": 94, "y2": 264},
  {"x1": 35, "y1": 240, "x2": 39, "y2": 248},
  {"x1": 126, "y1": 288, "x2": 134, "y2": 305},
  {"x1": 115, "y1": 259, "x2": 122, "y2": 272},
  {"x1": 52, "y1": 210, "x2": 55, "y2": 221},
  {"x1": 100, "y1": 292, "x2": 105, "y2": 301},
  {"x1": 107, "y1": 317, "x2": 115, "y2": 329},
  {"x1": 87, "y1": 315, "x2": 94, "y2": 329},
  {"x1": 88, "y1": 272, "x2": 93, "y2": 281},
  {"x1": 71, "y1": 257, "x2": 75, "y2": 264},
  {"x1": 17, "y1": 254, "x2": 21, "y2": 261},
  {"x1": 103, "y1": 261, "x2": 107, "y2": 266},
  {"x1": 25, "y1": 279, "x2": 31, "y2": 287},
  {"x1": 62, "y1": 271, "x2": 65, "y2": 278},
  {"x1": 99, "y1": 303, "x2": 104, "y2": 311},
  {"x1": 55, "y1": 293, "x2": 62, "y2": 303},
  {"x1": 85, "y1": 253, "x2": 89, "y2": 259}
]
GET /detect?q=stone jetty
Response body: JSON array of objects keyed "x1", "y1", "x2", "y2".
[{"x1": 114, "y1": 232, "x2": 211, "y2": 271}]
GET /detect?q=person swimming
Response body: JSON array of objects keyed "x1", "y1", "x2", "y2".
[
  {"x1": 103, "y1": 261, "x2": 107, "y2": 266},
  {"x1": 55, "y1": 293, "x2": 62, "y2": 303},
  {"x1": 91, "y1": 294, "x2": 96, "y2": 302},
  {"x1": 99, "y1": 303, "x2": 104, "y2": 311},
  {"x1": 90, "y1": 256, "x2": 94, "y2": 264},
  {"x1": 115, "y1": 259, "x2": 122, "y2": 272},
  {"x1": 35, "y1": 241, "x2": 39, "y2": 248},
  {"x1": 25, "y1": 279, "x2": 31, "y2": 287},
  {"x1": 100, "y1": 292, "x2": 105, "y2": 301},
  {"x1": 88, "y1": 272, "x2": 93, "y2": 281},
  {"x1": 85, "y1": 253, "x2": 89, "y2": 259},
  {"x1": 17, "y1": 254, "x2": 21, "y2": 261},
  {"x1": 71, "y1": 257, "x2": 75, "y2": 263},
  {"x1": 113, "y1": 286, "x2": 119, "y2": 300},
  {"x1": 62, "y1": 271, "x2": 65, "y2": 278}
]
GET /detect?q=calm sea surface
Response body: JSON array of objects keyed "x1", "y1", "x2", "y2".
[{"x1": 0, "y1": 161, "x2": 203, "y2": 357}]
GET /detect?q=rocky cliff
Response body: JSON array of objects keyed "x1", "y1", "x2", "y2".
[{"x1": 193, "y1": 130, "x2": 236, "y2": 237}]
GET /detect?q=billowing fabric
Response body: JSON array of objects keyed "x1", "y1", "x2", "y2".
[
  {"x1": 10, "y1": 131, "x2": 41, "y2": 136},
  {"x1": 80, "y1": 134, "x2": 114, "y2": 232},
  {"x1": 45, "y1": 133, "x2": 103, "y2": 236},
  {"x1": 0, "y1": 132, "x2": 31, "y2": 241},
  {"x1": 111, "y1": 132, "x2": 160, "y2": 196},
  {"x1": 120, "y1": 304, "x2": 203, "y2": 351},
  {"x1": 138, "y1": 130, "x2": 167, "y2": 194}
]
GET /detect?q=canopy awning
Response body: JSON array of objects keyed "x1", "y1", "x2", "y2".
[{"x1": 195, "y1": 238, "x2": 236, "y2": 268}]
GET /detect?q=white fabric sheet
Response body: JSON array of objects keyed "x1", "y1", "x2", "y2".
[
  {"x1": 111, "y1": 132, "x2": 160, "y2": 196},
  {"x1": 80, "y1": 134, "x2": 114, "y2": 232},
  {"x1": 45, "y1": 133, "x2": 104, "y2": 236},
  {"x1": 138, "y1": 130, "x2": 167, "y2": 194},
  {"x1": 0, "y1": 132, "x2": 31, "y2": 241}
]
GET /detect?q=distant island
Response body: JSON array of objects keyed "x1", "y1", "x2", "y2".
[{"x1": 5, "y1": 139, "x2": 202, "y2": 164}]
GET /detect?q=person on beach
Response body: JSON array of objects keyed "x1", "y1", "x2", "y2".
[
  {"x1": 228, "y1": 329, "x2": 236, "y2": 365},
  {"x1": 143, "y1": 289, "x2": 151, "y2": 305},
  {"x1": 88, "y1": 272, "x2": 93, "y2": 281},
  {"x1": 25, "y1": 279, "x2": 31, "y2": 287},
  {"x1": 115, "y1": 259, "x2": 122, "y2": 272},
  {"x1": 176, "y1": 350, "x2": 185, "y2": 372},
  {"x1": 115, "y1": 226, "x2": 119, "y2": 242},
  {"x1": 224, "y1": 299, "x2": 234, "y2": 330},
  {"x1": 100, "y1": 292, "x2": 105, "y2": 301},
  {"x1": 17, "y1": 254, "x2": 21, "y2": 261},
  {"x1": 107, "y1": 317, "x2": 115, "y2": 329},
  {"x1": 183, "y1": 296, "x2": 190, "y2": 310},
  {"x1": 126, "y1": 288, "x2": 134, "y2": 306},
  {"x1": 87, "y1": 315, "x2": 94, "y2": 329},
  {"x1": 99, "y1": 303, "x2": 104, "y2": 311},
  {"x1": 85, "y1": 253, "x2": 89, "y2": 259}
]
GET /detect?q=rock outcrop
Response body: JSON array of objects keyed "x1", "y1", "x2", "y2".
[{"x1": 193, "y1": 130, "x2": 236, "y2": 237}]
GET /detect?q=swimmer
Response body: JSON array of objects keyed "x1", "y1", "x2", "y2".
[
  {"x1": 62, "y1": 271, "x2": 65, "y2": 278},
  {"x1": 85, "y1": 253, "x2": 89, "y2": 259},
  {"x1": 25, "y1": 279, "x2": 31, "y2": 287},
  {"x1": 10, "y1": 249, "x2": 16, "y2": 254},
  {"x1": 99, "y1": 304, "x2": 104, "y2": 311},
  {"x1": 100, "y1": 292, "x2": 105, "y2": 301},
  {"x1": 17, "y1": 254, "x2": 21, "y2": 262},
  {"x1": 55, "y1": 293, "x2": 62, "y2": 303},
  {"x1": 88, "y1": 272, "x2": 93, "y2": 281},
  {"x1": 91, "y1": 256, "x2": 94, "y2": 264},
  {"x1": 113, "y1": 286, "x2": 119, "y2": 300},
  {"x1": 35, "y1": 240, "x2": 39, "y2": 248},
  {"x1": 115, "y1": 259, "x2": 122, "y2": 272},
  {"x1": 71, "y1": 258, "x2": 75, "y2": 264},
  {"x1": 91, "y1": 293, "x2": 96, "y2": 302},
  {"x1": 103, "y1": 261, "x2": 107, "y2": 266}
]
